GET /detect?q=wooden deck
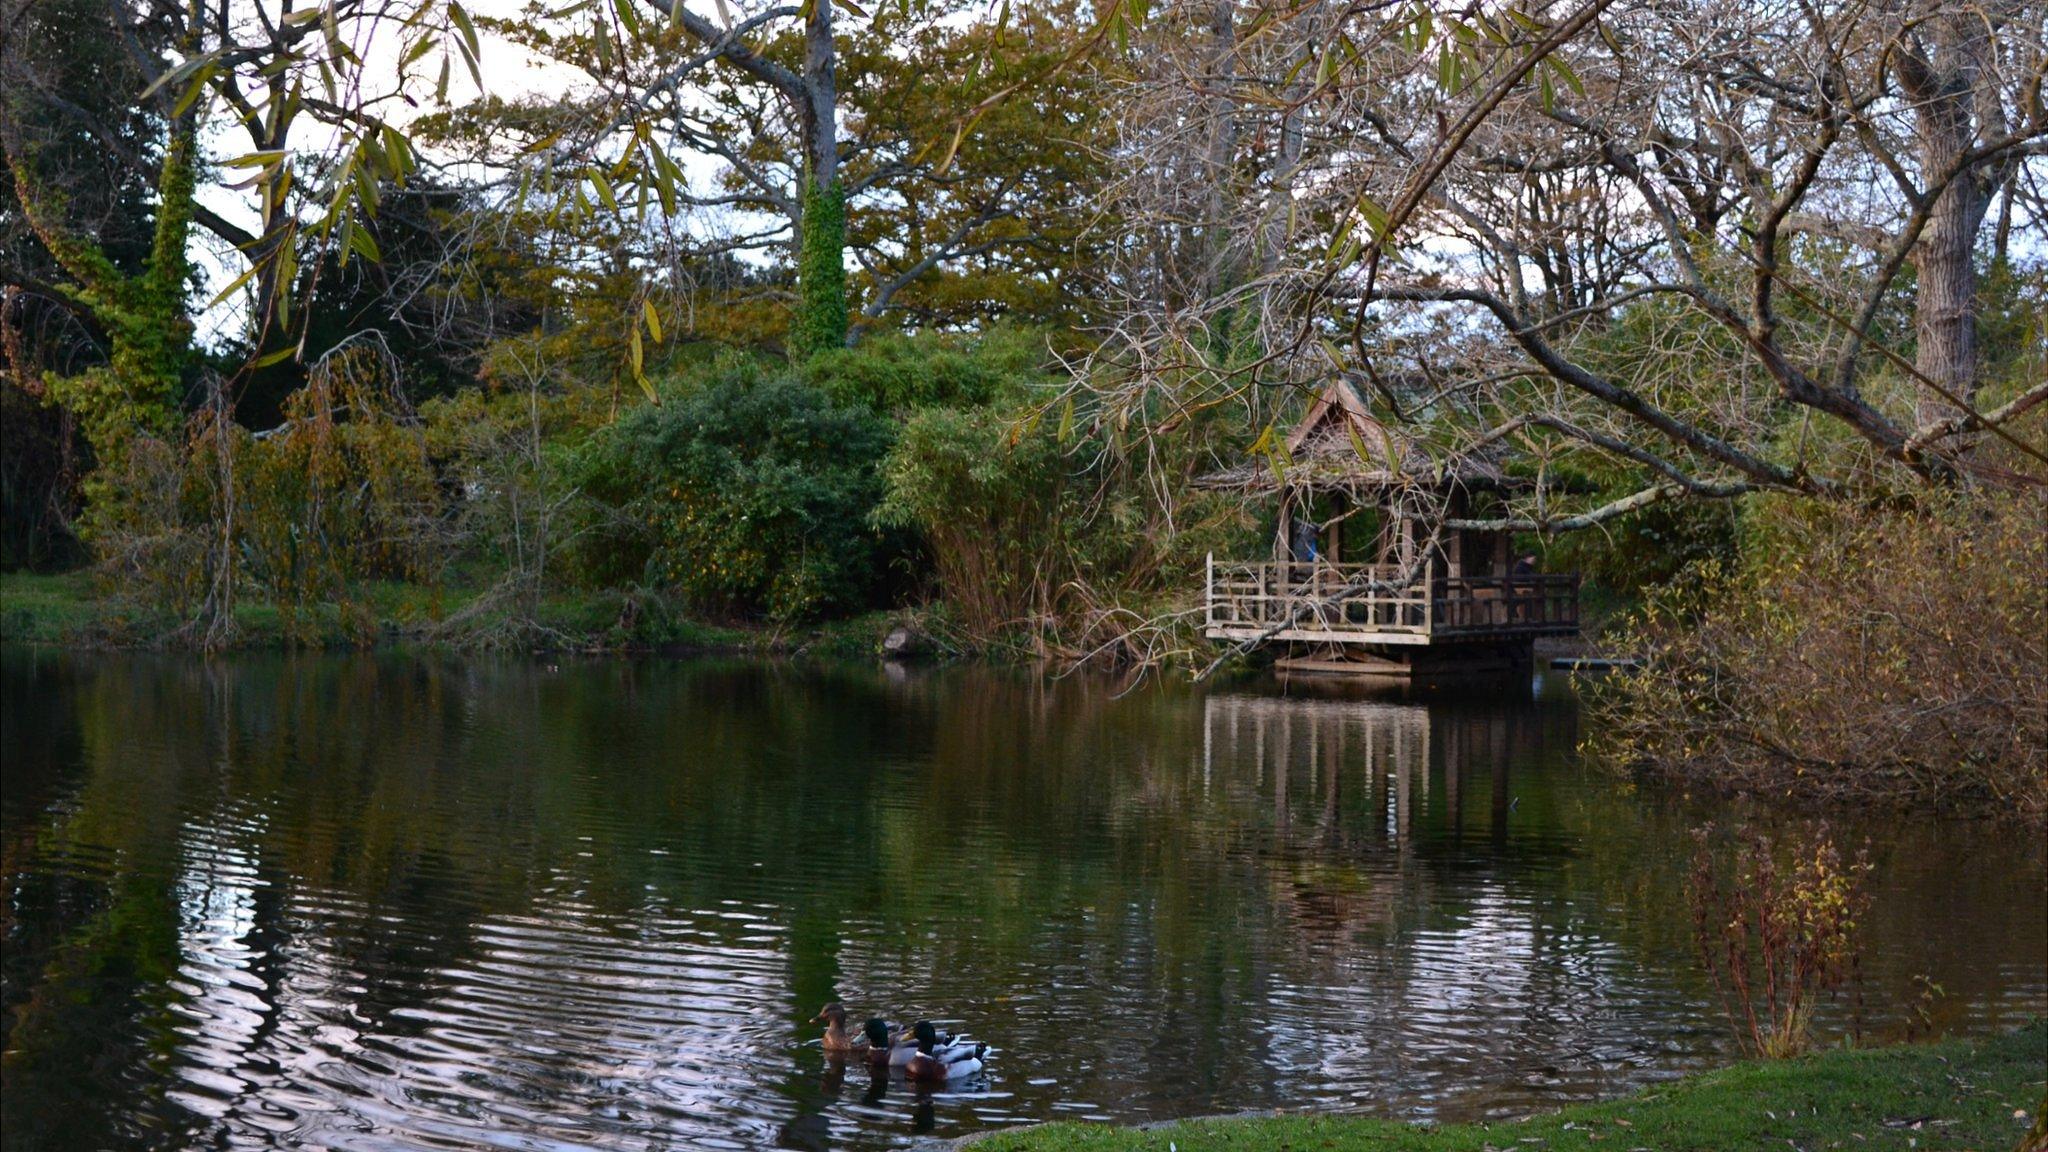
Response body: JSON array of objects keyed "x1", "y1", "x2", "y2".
[{"x1": 1204, "y1": 557, "x2": 1579, "y2": 646}]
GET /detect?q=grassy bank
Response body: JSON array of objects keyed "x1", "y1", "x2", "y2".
[
  {"x1": 968, "y1": 1023, "x2": 2047, "y2": 1152},
  {"x1": 0, "y1": 571, "x2": 902, "y2": 657}
]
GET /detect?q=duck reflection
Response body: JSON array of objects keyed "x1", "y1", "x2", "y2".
[
  {"x1": 3, "y1": 652, "x2": 2037, "y2": 1152},
  {"x1": 860, "y1": 1066, "x2": 889, "y2": 1106}
]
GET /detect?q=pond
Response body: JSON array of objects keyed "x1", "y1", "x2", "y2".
[{"x1": 2, "y1": 650, "x2": 2042, "y2": 1151}]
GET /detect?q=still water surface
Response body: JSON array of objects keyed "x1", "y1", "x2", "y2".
[{"x1": 2, "y1": 651, "x2": 2043, "y2": 1151}]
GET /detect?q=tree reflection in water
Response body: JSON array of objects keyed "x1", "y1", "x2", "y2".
[{"x1": 1, "y1": 651, "x2": 2041, "y2": 1151}]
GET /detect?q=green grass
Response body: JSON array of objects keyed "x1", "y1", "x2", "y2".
[
  {"x1": 968, "y1": 1024, "x2": 2047, "y2": 1152},
  {"x1": 793, "y1": 610, "x2": 908, "y2": 659},
  {"x1": 0, "y1": 571, "x2": 443, "y2": 648},
  {"x1": 0, "y1": 570, "x2": 892, "y2": 655},
  {"x1": 0, "y1": 572, "x2": 101, "y2": 643}
]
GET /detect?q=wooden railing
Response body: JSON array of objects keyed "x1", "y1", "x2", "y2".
[
  {"x1": 1429, "y1": 573, "x2": 1579, "y2": 634},
  {"x1": 1204, "y1": 557, "x2": 1577, "y2": 642},
  {"x1": 1205, "y1": 560, "x2": 1433, "y2": 638}
]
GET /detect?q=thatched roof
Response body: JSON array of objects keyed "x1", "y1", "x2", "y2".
[{"x1": 1194, "y1": 379, "x2": 1516, "y2": 495}]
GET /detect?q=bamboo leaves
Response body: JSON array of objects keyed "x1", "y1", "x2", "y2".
[
  {"x1": 630, "y1": 298, "x2": 667, "y2": 404},
  {"x1": 447, "y1": 1, "x2": 483, "y2": 88}
]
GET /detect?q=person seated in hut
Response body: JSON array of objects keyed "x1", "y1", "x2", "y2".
[
  {"x1": 1286, "y1": 517, "x2": 1322, "y2": 596},
  {"x1": 1511, "y1": 553, "x2": 1539, "y2": 621},
  {"x1": 1290, "y1": 518, "x2": 1321, "y2": 561}
]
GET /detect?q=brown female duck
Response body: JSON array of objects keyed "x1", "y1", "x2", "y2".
[{"x1": 812, "y1": 1003, "x2": 866, "y2": 1054}]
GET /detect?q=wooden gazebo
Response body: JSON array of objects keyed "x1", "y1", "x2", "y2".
[{"x1": 1196, "y1": 380, "x2": 1578, "y2": 677}]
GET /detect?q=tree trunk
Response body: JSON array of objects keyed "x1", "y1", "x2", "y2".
[
  {"x1": 250, "y1": 57, "x2": 296, "y2": 343},
  {"x1": 1201, "y1": 0, "x2": 1238, "y2": 301},
  {"x1": 801, "y1": 0, "x2": 837, "y2": 189},
  {"x1": 793, "y1": 179, "x2": 847, "y2": 359},
  {"x1": 1912, "y1": 123, "x2": 1984, "y2": 428},
  {"x1": 1898, "y1": 11, "x2": 1998, "y2": 429},
  {"x1": 791, "y1": 0, "x2": 844, "y2": 358},
  {"x1": 1258, "y1": 38, "x2": 1307, "y2": 282}
]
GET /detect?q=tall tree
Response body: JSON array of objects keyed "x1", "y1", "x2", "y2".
[
  {"x1": 1080, "y1": 0, "x2": 2048, "y2": 535},
  {"x1": 2, "y1": 0, "x2": 201, "y2": 455},
  {"x1": 4, "y1": 0, "x2": 464, "y2": 431},
  {"x1": 458, "y1": 0, "x2": 1114, "y2": 354},
  {"x1": 504, "y1": 0, "x2": 853, "y2": 357},
  {"x1": 1891, "y1": 0, "x2": 2033, "y2": 425}
]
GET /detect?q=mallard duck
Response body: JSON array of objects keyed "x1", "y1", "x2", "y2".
[
  {"x1": 903, "y1": 1020, "x2": 987, "y2": 1082},
  {"x1": 813, "y1": 1002, "x2": 864, "y2": 1054},
  {"x1": 861, "y1": 1017, "x2": 920, "y2": 1067}
]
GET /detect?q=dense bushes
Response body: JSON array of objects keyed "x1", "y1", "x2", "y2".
[
  {"x1": 48, "y1": 329, "x2": 1105, "y2": 642},
  {"x1": 879, "y1": 390, "x2": 1254, "y2": 658},
  {"x1": 85, "y1": 340, "x2": 445, "y2": 644},
  {"x1": 233, "y1": 352, "x2": 443, "y2": 613},
  {"x1": 559, "y1": 326, "x2": 1250, "y2": 657},
  {"x1": 877, "y1": 404, "x2": 1079, "y2": 639},
  {"x1": 416, "y1": 345, "x2": 607, "y2": 642},
  {"x1": 805, "y1": 326, "x2": 1045, "y2": 413},
  {"x1": 1587, "y1": 492, "x2": 2047, "y2": 823},
  {"x1": 17, "y1": 327, "x2": 1237, "y2": 661},
  {"x1": 575, "y1": 363, "x2": 897, "y2": 622}
]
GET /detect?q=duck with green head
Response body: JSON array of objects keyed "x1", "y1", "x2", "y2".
[
  {"x1": 903, "y1": 1020, "x2": 986, "y2": 1081},
  {"x1": 860, "y1": 1017, "x2": 921, "y2": 1067}
]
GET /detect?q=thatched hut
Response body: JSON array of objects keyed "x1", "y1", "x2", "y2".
[{"x1": 1197, "y1": 380, "x2": 1578, "y2": 677}]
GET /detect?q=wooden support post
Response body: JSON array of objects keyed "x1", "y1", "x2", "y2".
[
  {"x1": 1422, "y1": 556, "x2": 1435, "y2": 637},
  {"x1": 1205, "y1": 552, "x2": 1214, "y2": 630}
]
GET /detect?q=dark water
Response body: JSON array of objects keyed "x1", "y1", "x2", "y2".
[{"x1": 1, "y1": 651, "x2": 2042, "y2": 1151}]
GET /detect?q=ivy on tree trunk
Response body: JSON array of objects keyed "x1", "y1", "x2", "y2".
[
  {"x1": 792, "y1": 178, "x2": 848, "y2": 361},
  {"x1": 787, "y1": 0, "x2": 845, "y2": 363},
  {"x1": 3, "y1": 108, "x2": 196, "y2": 571},
  {"x1": 5, "y1": 111, "x2": 195, "y2": 461}
]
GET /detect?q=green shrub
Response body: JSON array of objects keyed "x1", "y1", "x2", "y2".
[
  {"x1": 805, "y1": 326, "x2": 1052, "y2": 413},
  {"x1": 876, "y1": 375, "x2": 1256, "y2": 657},
  {"x1": 86, "y1": 340, "x2": 443, "y2": 643},
  {"x1": 876, "y1": 403, "x2": 1076, "y2": 637},
  {"x1": 575, "y1": 363, "x2": 895, "y2": 622},
  {"x1": 418, "y1": 367, "x2": 601, "y2": 643},
  {"x1": 230, "y1": 367, "x2": 442, "y2": 625}
]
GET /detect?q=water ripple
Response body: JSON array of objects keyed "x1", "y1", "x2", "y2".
[{"x1": 1, "y1": 655, "x2": 2041, "y2": 1152}]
